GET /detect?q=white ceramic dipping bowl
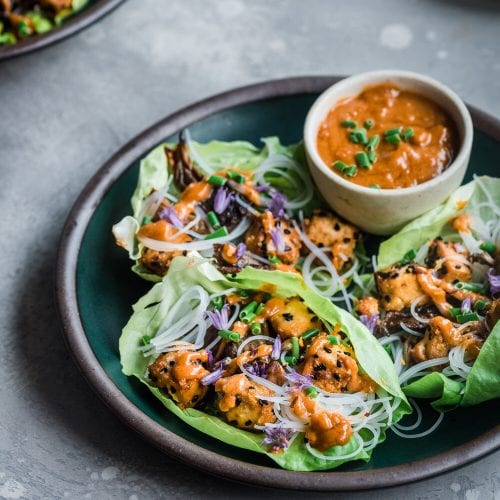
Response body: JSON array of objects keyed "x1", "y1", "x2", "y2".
[{"x1": 304, "y1": 70, "x2": 473, "y2": 235}]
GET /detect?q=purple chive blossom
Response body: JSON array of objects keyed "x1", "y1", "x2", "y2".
[
  {"x1": 271, "y1": 335, "x2": 282, "y2": 360},
  {"x1": 359, "y1": 314, "x2": 379, "y2": 334},
  {"x1": 270, "y1": 226, "x2": 285, "y2": 253},
  {"x1": 284, "y1": 370, "x2": 313, "y2": 393},
  {"x1": 201, "y1": 357, "x2": 230, "y2": 386},
  {"x1": 488, "y1": 268, "x2": 500, "y2": 295},
  {"x1": 267, "y1": 190, "x2": 287, "y2": 218},
  {"x1": 205, "y1": 304, "x2": 229, "y2": 330},
  {"x1": 158, "y1": 206, "x2": 183, "y2": 229},
  {"x1": 206, "y1": 349, "x2": 214, "y2": 367},
  {"x1": 245, "y1": 361, "x2": 268, "y2": 378},
  {"x1": 213, "y1": 187, "x2": 234, "y2": 214},
  {"x1": 235, "y1": 242, "x2": 247, "y2": 260},
  {"x1": 255, "y1": 183, "x2": 270, "y2": 193},
  {"x1": 461, "y1": 297, "x2": 472, "y2": 313},
  {"x1": 262, "y1": 425, "x2": 296, "y2": 453}
]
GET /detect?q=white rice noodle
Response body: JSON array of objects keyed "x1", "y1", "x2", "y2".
[
  {"x1": 459, "y1": 231, "x2": 482, "y2": 255},
  {"x1": 138, "y1": 217, "x2": 251, "y2": 252},
  {"x1": 399, "y1": 357, "x2": 449, "y2": 385},
  {"x1": 136, "y1": 177, "x2": 173, "y2": 223},
  {"x1": 399, "y1": 323, "x2": 424, "y2": 338},
  {"x1": 415, "y1": 243, "x2": 429, "y2": 265},
  {"x1": 236, "y1": 335, "x2": 275, "y2": 356},
  {"x1": 245, "y1": 250, "x2": 272, "y2": 265},
  {"x1": 443, "y1": 346, "x2": 472, "y2": 380},
  {"x1": 410, "y1": 296, "x2": 431, "y2": 324},
  {"x1": 391, "y1": 411, "x2": 444, "y2": 439},
  {"x1": 184, "y1": 129, "x2": 214, "y2": 175},
  {"x1": 253, "y1": 154, "x2": 314, "y2": 210},
  {"x1": 234, "y1": 194, "x2": 261, "y2": 216},
  {"x1": 204, "y1": 304, "x2": 241, "y2": 351}
]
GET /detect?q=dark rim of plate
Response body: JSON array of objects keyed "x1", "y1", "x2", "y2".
[
  {"x1": 55, "y1": 75, "x2": 500, "y2": 492},
  {"x1": 0, "y1": 0, "x2": 124, "y2": 60}
]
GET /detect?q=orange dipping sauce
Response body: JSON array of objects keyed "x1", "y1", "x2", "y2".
[{"x1": 316, "y1": 84, "x2": 458, "y2": 189}]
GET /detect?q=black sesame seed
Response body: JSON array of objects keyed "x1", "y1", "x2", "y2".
[
  {"x1": 324, "y1": 347, "x2": 332, "y2": 353},
  {"x1": 333, "y1": 373, "x2": 341, "y2": 381},
  {"x1": 343, "y1": 237, "x2": 351, "y2": 243},
  {"x1": 334, "y1": 223, "x2": 341, "y2": 231},
  {"x1": 336, "y1": 359, "x2": 343, "y2": 368},
  {"x1": 284, "y1": 228, "x2": 291, "y2": 235},
  {"x1": 245, "y1": 420, "x2": 252, "y2": 426},
  {"x1": 282, "y1": 312, "x2": 293, "y2": 321}
]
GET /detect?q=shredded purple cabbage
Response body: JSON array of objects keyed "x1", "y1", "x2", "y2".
[
  {"x1": 267, "y1": 190, "x2": 287, "y2": 218},
  {"x1": 284, "y1": 370, "x2": 313, "y2": 392},
  {"x1": 271, "y1": 335, "x2": 282, "y2": 360},
  {"x1": 201, "y1": 366, "x2": 225, "y2": 386},
  {"x1": 214, "y1": 187, "x2": 234, "y2": 214},
  {"x1": 261, "y1": 424, "x2": 295, "y2": 452},
  {"x1": 359, "y1": 314, "x2": 379, "y2": 334},
  {"x1": 205, "y1": 304, "x2": 229, "y2": 330},
  {"x1": 270, "y1": 226, "x2": 285, "y2": 253},
  {"x1": 158, "y1": 206, "x2": 183, "y2": 229},
  {"x1": 488, "y1": 268, "x2": 500, "y2": 295},
  {"x1": 235, "y1": 242, "x2": 247, "y2": 260}
]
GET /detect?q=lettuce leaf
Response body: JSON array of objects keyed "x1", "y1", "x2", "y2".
[
  {"x1": 120, "y1": 256, "x2": 409, "y2": 471},
  {"x1": 115, "y1": 137, "x2": 323, "y2": 282},
  {"x1": 377, "y1": 177, "x2": 500, "y2": 410}
]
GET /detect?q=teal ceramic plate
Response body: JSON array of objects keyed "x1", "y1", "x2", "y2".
[
  {"x1": 56, "y1": 76, "x2": 500, "y2": 491},
  {"x1": 0, "y1": 0, "x2": 124, "y2": 60}
]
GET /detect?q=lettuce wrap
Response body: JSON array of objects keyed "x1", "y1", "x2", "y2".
[
  {"x1": 120, "y1": 256, "x2": 410, "y2": 471},
  {"x1": 376, "y1": 176, "x2": 500, "y2": 411}
]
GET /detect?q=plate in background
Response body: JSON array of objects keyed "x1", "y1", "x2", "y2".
[
  {"x1": 55, "y1": 76, "x2": 500, "y2": 491},
  {"x1": 0, "y1": 0, "x2": 124, "y2": 60}
]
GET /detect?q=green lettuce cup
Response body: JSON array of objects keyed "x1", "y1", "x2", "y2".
[{"x1": 120, "y1": 256, "x2": 410, "y2": 471}]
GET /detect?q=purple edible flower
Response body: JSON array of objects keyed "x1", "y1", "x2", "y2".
[
  {"x1": 488, "y1": 268, "x2": 500, "y2": 296},
  {"x1": 255, "y1": 183, "x2": 270, "y2": 193},
  {"x1": 201, "y1": 365, "x2": 225, "y2": 386},
  {"x1": 267, "y1": 190, "x2": 287, "y2": 218},
  {"x1": 158, "y1": 206, "x2": 183, "y2": 229},
  {"x1": 270, "y1": 226, "x2": 285, "y2": 253},
  {"x1": 205, "y1": 304, "x2": 229, "y2": 330},
  {"x1": 214, "y1": 187, "x2": 234, "y2": 214},
  {"x1": 235, "y1": 242, "x2": 247, "y2": 260},
  {"x1": 359, "y1": 313, "x2": 379, "y2": 334},
  {"x1": 271, "y1": 335, "x2": 282, "y2": 360},
  {"x1": 284, "y1": 370, "x2": 313, "y2": 393},
  {"x1": 261, "y1": 424, "x2": 296, "y2": 453},
  {"x1": 206, "y1": 349, "x2": 214, "y2": 367},
  {"x1": 461, "y1": 297, "x2": 472, "y2": 313},
  {"x1": 245, "y1": 361, "x2": 268, "y2": 378}
]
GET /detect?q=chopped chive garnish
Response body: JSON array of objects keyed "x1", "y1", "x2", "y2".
[
  {"x1": 305, "y1": 386, "x2": 318, "y2": 398},
  {"x1": 384, "y1": 127, "x2": 402, "y2": 136},
  {"x1": 204, "y1": 226, "x2": 229, "y2": 239},
  {"x1": 342, "y1": 339, "x2": 351, "y2": 347},
  {"x1": 370, "y1": 184, "x2": 381, "y2": 189},
  {"x1": 18, "y1": 20, "x2": 30, "y2": 37},
  {"x1": 364, "y1": 119, "x2": 374, "y2": 129},
  {"x1": 333, "y1": 160, "x2": 349, "y2": 172},
  {"x1": 302, "y1": 328, "x2": 320, "y2": 341},
  {"x1": 456, "y1": 312, "x2": 480, "y2": 324},
  {"x1": 355, "y1": 152, "x2": 372, "y2": 169},
  {"x1": 366, "y1": 135, "x2": 380, "y2": 150},
  {"x1": 448, "y1": 307, "x2": 461, "y2": 319},
  {"x1": 219, "y1": 329, "x2": 241, "y2": 342},
  {"x1": 400, "y1": 249, "x2": 417, "y2": 265},
  {"x1": 291, "y1": 337, "x2": 300, "y2": 359},
  {"x1": 239, "y1": 301, "x2": 258, "y2": 320},
  {"x1": 385, "y1": 134, "x2": 401, "y2": 145},
  {"x1": 455, "y1": 282, "x2": 486, "y2": 293},
  {"x1": 141, "y1": 335, "x2": 151, "y2": 345},
  {"x1": 284, "y1": 355, "x2": 298, "y2": 366},
  {"x1": 368, "y1": 150, "x2": 377, "y2": 163},
  {"x1": 212, "y1": 295, "x2": 224, "y2": 310},
  {"x1": 255, "y1": 303, "x2": 265, "y2": 315},
  {"x1": 208, "y1": 175, "x2": 226, "y2": 186},
  {"x1": 242, "y1": 312, "x2": 256, "y2": 325},
  {"x1": 342, "y1": 165, "x2": 357, "y2": 177},
  {"x1": 141, "y1": 215, "x2": 153, "y2": 225},
  {"x1": 328, "y1": 335, "x2": 339, "y2": 345},
  {"x1": 349, "y1": 128, "x2": 369, "y2": 145},
  {"x1": 238, "y1": 289, "x2": 251, "y2": 298},
  {"x1": 341, "y1": 120, "x2": 357, "y2": 128},
  {"x1": 227, "y1": 171, "x2": 245, "y2": 184},
  {"x1": 250, "y1": 322, "x2": 262, "y2": 335},
  {"x1": 474, "y1": 300, "x2": 488, "y2": 312},
  {"x1": 402, "y1": 128, "x2": 414, "y2": 141},
  {"x1": 268, "y1": 255, "x2": 281, "y2": 264},
  {"x1": 384, "y1": 344, "x2": 392, "y2": 356},
  {"x1": 480, "y1": 241, "x2": 496, "y2": 254},
  {"x1": 207, "y1": 211, "x2": 221, "y2": 229}
]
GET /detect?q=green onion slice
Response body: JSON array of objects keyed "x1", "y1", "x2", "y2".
[{"x1": 302, "y1": 328, "x2": 320, "y2": 341}]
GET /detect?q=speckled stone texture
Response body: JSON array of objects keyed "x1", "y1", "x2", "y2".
[{"x1": 0, "y1": 0, "x2": 499, "y2": 498}]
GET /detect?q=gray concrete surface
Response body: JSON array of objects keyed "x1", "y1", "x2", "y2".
[{"x1": 1, "y1": 0, "x2": 499, "y2": 498}]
